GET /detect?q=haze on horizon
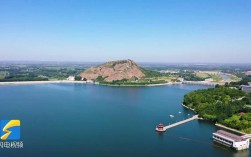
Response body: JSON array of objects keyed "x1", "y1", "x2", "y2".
[{"x1": 0, "y1": 0, "x2": 251, "y2": 63}]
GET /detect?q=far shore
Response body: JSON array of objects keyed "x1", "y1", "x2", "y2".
[
  {"x1": 100, "y1": 82, "x2": 182, "y2": 87},
  {"x1": 0, "y1": 80, "x2": 223, "y2": 87},
  {"x1": 0, "y1": 80, "x2": 182, "y2": 86},
  {"x1": 0, "y1": 80, "x2": 89, "y2": 85}
]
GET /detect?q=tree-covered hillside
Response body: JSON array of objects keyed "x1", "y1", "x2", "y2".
[{"x1": 183, "y1": 86, "x2": 251, "y2": 133}]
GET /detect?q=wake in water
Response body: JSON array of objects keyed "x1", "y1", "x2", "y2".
[{"x1": 164, "y1": 133, "x2": 230, "y2": 151}]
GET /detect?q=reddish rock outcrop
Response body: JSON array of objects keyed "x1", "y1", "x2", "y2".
[{"x1": 80, "y1": 59, "x2": 145, "y2": 82}]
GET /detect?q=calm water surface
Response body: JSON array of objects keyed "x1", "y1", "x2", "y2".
[{"x1": 0, "y1": 84, "x2": 249, "y2": 157}]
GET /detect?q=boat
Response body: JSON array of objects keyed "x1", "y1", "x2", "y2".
[{"x1": 155, "y1": 123, "x2": 165, "y2": 132}]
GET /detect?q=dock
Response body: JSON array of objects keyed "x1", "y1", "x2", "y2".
[{"x1": 156, "y1": 115, "x2": 199, "y2": 132}]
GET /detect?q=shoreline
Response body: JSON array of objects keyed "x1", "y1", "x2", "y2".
[
  {"x1": 146, "y1": 82, "x2": 182, "y2": 86},
  {"x1": 100, "y1": 82, "x2": 182, "y2": 87},
  {"x1": 0, "y1": 80, "x2": 90, "y2": 85},
  {"x1": 0, "y1": 80, "x2": 182, "y2": 86},
  {"x1": 182, "y1": 104, "x2": 249, "y2": 135},
  {"x1": 182, "y1": 104, "x2": 196, "y2": 113},
  {"x1": 215, "y1": 123, "x2": 247, "y2": 135},
  {"x1": 0, "y1": 80, "x2": 221, "y2": 87}
]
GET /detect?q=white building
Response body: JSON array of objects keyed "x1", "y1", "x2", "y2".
[
  {"x1": 178, "y1": 77, "x2": 184, "y2": 82},
  {"x1": 205, "y1": 78, "x2": 213, "y2": 82},
  {"x1": 86, "y1": 80, "x2": 94, "y2": 84},
  {"x1": 241, "y1": 85, "x2": 251, "y2": 93},
  {"x1": 245, "y1": 71, "x2": 251, "y2": 76},
  {"x1": 213, "y1": 130, "x2": 249, "y2": 150},
  {"x1": 67, "y1": 76, "x2": 75, "y2": 81}
]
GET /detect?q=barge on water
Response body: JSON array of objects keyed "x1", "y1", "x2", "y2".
[{"x1": 212, "y1": 130, "x2": 249, "y2": 150}]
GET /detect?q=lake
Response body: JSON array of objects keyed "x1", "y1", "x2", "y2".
[{"x1": 0, "y1": 84, "x2": 249, "y2": 157}]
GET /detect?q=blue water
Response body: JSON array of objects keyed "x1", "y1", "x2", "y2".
[
  {"x1": 219, "y1": 73, "x2": 231, "y2": 82},
  {"x1": 0, "y1": 84, "x2": 249, "y2": 157}
]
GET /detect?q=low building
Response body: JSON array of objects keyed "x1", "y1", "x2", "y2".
[
  {"x1": 205, "y1": 78, "x2": 213, "y2": 82},
  {"x1": 241, "y1": 85, "x2": 251, "y2": 93},
  {"x1": 245, "y1": 71, "x2": 251, "y2": 76},
  {"x1": 239, "y1": 112, "x2": 245, "y2": 115},
  {"x1": 67, "y1": 76, "x2": 75, "y2": 81},
  {"x1": 212, "y1": 130, "x2": 249, "y2": 150},
  {"x1": 86, "y1": 80, "x2": 94, "y2": 84},
  {"x1": 177, "y1": 77, "x2": 184, "y2": 82},
  {"x1": 198, "y1": 71, "x2": 220, "y2": 75}
]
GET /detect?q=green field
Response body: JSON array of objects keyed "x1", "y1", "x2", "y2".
[
  {"x1": 196, "y1": 72, "x2": 210, "y2": 79},
  {"x1": 229, "y1": 74, "x2": 241, "y2": 82},
  {"x1": 211, "y1": 75, "x2": 222, "y2": 82}
]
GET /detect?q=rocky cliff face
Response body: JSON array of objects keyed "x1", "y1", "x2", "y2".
[{"x1": 80, "y1": 59, "x2": 145, "y2": 82}]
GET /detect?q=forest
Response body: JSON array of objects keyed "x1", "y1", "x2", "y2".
[
  {"x1": 183, "y1": 86, "x2": 251, "y2": 133},
  {"x1": 0, "y1": 64, "x2": 86, "y2": 81}
]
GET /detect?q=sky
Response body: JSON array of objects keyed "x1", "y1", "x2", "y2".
[{"x1": 0, "y1": 0, "x2": 251, "y2": 63}]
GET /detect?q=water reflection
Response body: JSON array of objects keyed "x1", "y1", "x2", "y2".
[{"x1": 233, "y1": 150, "x2": 249, "y2": 157}]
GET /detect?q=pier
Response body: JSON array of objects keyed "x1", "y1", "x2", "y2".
[{"x1": 156, "y1": 115, "x2": 199, "y2": 132}]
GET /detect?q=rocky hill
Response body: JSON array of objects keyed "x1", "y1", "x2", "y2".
[{"x1": 80, "y1": 59, "x2": 145, "y2": 82}]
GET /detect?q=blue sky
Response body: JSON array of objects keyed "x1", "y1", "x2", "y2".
[{"x1": 0, "y1": 0, "x2": 250, "y2": 63}]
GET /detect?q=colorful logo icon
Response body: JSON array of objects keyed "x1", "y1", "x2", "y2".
[{"x1": 1, "y1": 120, "x2": 20, "y2": 140}]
